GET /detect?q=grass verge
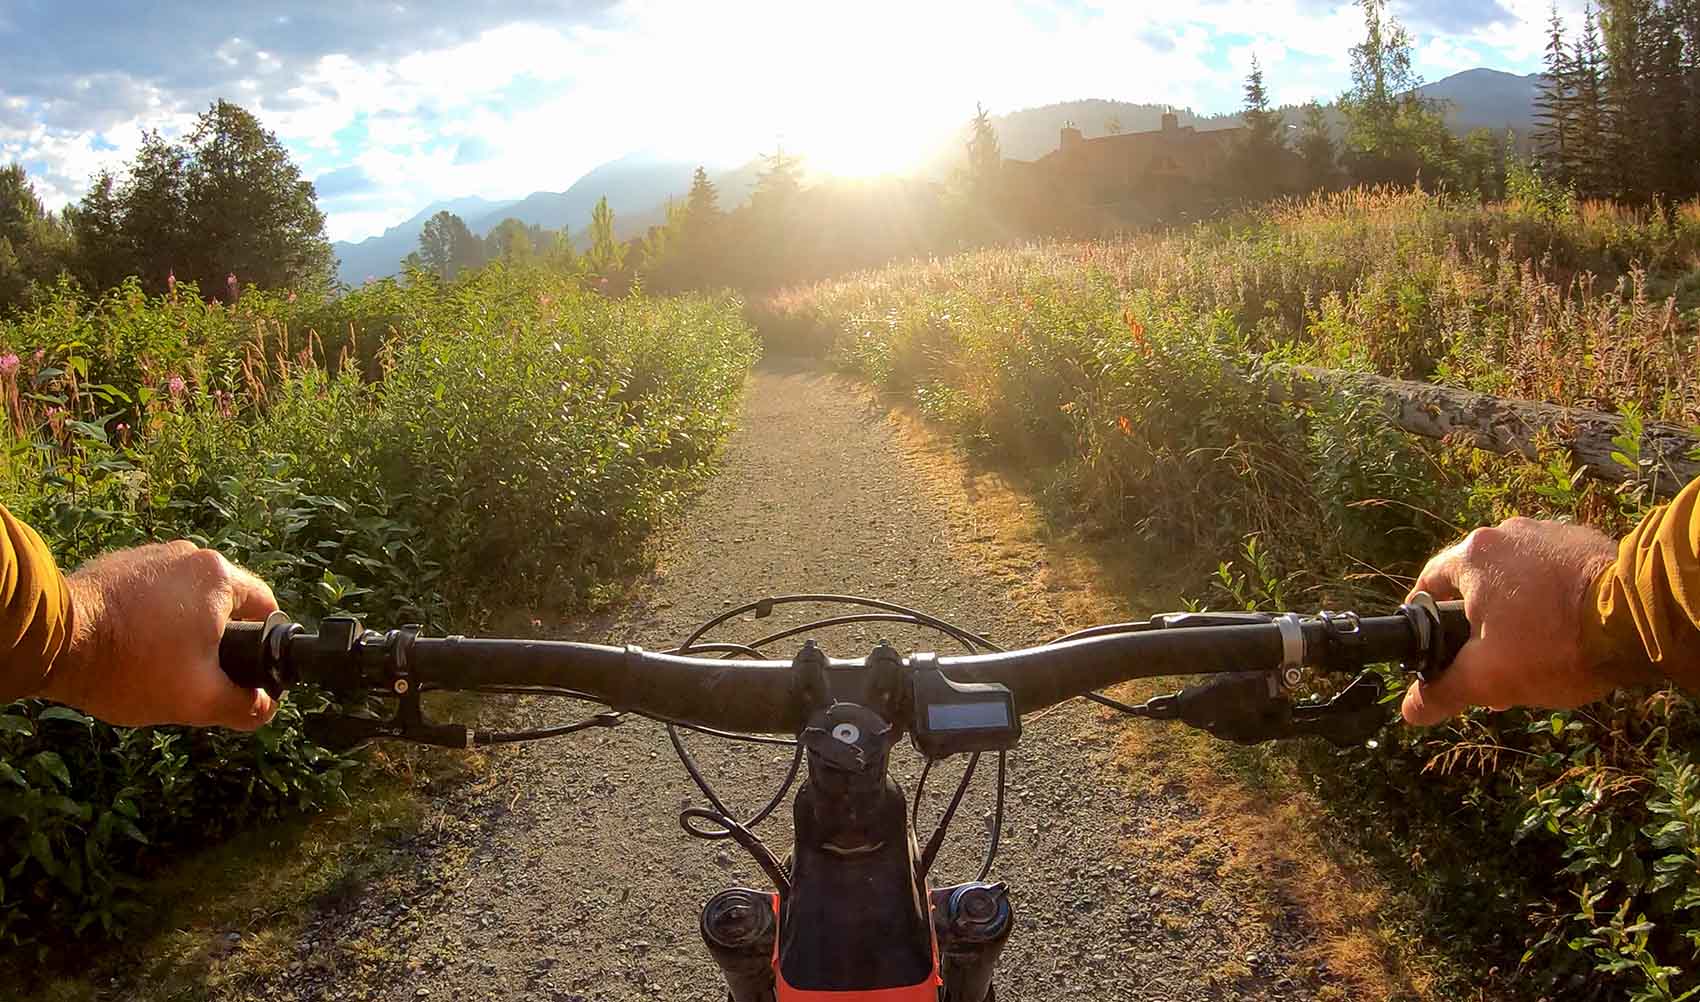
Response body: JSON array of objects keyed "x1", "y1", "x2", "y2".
[
  {"x1": 11, "y1": 702, "x2": 491, "y2": 1002},
  {"x1": 879, "y1": 387, "x2": 1491, "y2": 1002}
]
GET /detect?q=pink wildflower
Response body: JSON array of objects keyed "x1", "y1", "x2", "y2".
[
  {"x1": 167, "y1": 375, "x2": 187, "y2": 398},
  {"x1": 31, "y1": 349, "x2": 44, "y2": 363},
  {"x1": 0, "y1": 353, "x2": 17, "y2": 377}
]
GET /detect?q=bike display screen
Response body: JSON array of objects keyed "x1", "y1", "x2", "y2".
[{"x1": 926, "y1": 701, "x2": 1013, "y2": 731}]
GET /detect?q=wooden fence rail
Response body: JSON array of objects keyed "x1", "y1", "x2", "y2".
[{"x1": 1268, "y1": 365, "x2": 1700, "y2": 499}]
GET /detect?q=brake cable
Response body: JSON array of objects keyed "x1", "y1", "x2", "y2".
[{"x1": 665, "y1": 595, "x2": 1012, "y2": 894}]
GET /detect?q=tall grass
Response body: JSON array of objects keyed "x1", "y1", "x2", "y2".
[
  {"x1": 0, "y1": 265, "x2": 758, "y2": 946},
  {"x1": 763, "y1": 186, "x2": 1700, "y2": 1000}
]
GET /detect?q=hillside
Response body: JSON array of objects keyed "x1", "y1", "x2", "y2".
[
  {"x1": 1417, "y1": 67, "x2": 1541, "y2": 131},
  {"x1": 333, "y1": 195, "x2": 517, "y2": 285},
  {"x1": 330, "y1": 67, "x2": 1545, "y2": 285},
  {"x1": 330, "y1": 156, "x2": 758, "y2": 285}
]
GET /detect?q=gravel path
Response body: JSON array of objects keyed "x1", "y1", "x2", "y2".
[{"x1": 273, "y1": 361, "x2": 1320, "y2": 1002}]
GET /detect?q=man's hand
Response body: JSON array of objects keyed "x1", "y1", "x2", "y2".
[
  {"x1": 40, "y1": 542, "x2": 280, "y2": 730},
  {"x1": 1401, "y1": 517, "x2": 1620, "y2": 726}
]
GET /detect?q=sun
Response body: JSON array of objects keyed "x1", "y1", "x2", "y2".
[{"x1": 781, "y1": 100, "x2": 956, "y2": 179}]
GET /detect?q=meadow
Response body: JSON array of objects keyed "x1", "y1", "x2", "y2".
[
  {"x1": 0, "y1": 266, "x2": 758, "y2": 947},
  {"x1": 761, "y1": 185, "x2": 1700, "y2": 1001}
]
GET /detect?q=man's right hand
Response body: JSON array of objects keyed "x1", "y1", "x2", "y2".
[
  {"x1": 40, "y1": 541, "x2": 280, "y2": 730},
  {"x1": 1401, "y1": 517, "x2": 1622, "y2": 726}
]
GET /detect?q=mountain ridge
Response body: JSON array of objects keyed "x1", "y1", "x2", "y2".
[{"x1": 330, "y1": 66, "x2": 1544, "y2": 284}]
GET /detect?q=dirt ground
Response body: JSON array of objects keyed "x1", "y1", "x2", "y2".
[{"x1": 251, "y1": 361, "x2": 1338, "y2": 1001}]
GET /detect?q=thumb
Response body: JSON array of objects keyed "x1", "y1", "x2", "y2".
[
  {"x1": 207, "y1": 684, "x2": 277, "y2": 731},
  {"x1": 191, "y1": 646, "x2": 278, "y2": 730},
  {"x1": 1400, "y1": 643, "x2": 1494, "y2": 727}
]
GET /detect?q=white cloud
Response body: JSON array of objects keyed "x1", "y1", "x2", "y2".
[{"x1": 7, "y1": 0, "x2": 1559, "y2": 241}]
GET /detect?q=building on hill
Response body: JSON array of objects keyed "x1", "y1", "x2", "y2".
[{"x1": 1002, "y1": 111, "x2": 1249, "y2": 231}]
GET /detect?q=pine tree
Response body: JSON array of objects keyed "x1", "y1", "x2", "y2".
[
  {"x1": 1682, "y1": 0, "x2": 1700, "y2": 196},
  {"x1": 1241, "y1": 55, "x2": 1285, "y2": 154},
  {"x1": 685, "y1": 166, "x2": 721, "y2": 227},
  {"x1": 1230, "y1": 55, "x2": 1290, "y2": 198},
  {"x1": 1571, "y1": 3, "x2": 1610, "y2": 197},
  {"x1": 1646, "y1": 0, "x2": 1693, "y2": 199},
  {"x1": 1297, "y1": 101, "x2": 1338, "y2": 191},
  {"x1": 1599, "y1": 0, "x2": 1654, "y2": 200},
  {"x1": 585, "y1": 196, "x2": 625, "y2": 278},
  {"x1": 1534, "y1": 4, "x2": 1578, "y2": 180},
  {"x1": 754, "y1": 146, "x2": 803, "y2": 210},
  {"x1": 965, "y1": 103, "x2": 1003, "y2": 199}
]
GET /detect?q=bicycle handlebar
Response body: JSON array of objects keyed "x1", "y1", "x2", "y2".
[{"x1": 220, "y1": 599, "x2": 1469, "y2": 735}]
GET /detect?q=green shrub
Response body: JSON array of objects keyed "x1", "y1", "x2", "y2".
[
  {"x1": 0, "y1": 263, "x2": 758, "y2": 946},
  {"x1": 762, "y1": 187, "x2": 1700, "y2": 999}
]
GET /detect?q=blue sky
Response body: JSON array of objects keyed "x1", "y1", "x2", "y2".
[{"x1": 0, "y1": 0, "x2": 1563, "y2": 243}]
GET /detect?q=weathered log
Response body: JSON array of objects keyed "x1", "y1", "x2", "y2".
[{"x1": 1266, "y1": 365, "x2": 1700, "y2": 499}]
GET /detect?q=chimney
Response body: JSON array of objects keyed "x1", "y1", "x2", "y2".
[
  {"x1": 1161, "y1": 110, "x2": 1179, "y2": 132},
  {"x1": 1060, "y1": 125, "x2": 1083, "y2": 150}
]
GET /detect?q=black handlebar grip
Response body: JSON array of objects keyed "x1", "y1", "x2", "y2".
[
  {"x1": 218, "y1": 611, "x2": 296, "y2": 699},
  {"x1": 1429, "y1": 599, "x2": 1470, "y2": 680}
]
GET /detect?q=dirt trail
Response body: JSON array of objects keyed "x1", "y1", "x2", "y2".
[{"x1": 273, "y1": 361, "x2": 1320, "y2": 1002}]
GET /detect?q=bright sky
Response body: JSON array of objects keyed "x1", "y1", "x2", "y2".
[{"x1": 0, "y1": 0, "x2": 1563, "y2": 243}]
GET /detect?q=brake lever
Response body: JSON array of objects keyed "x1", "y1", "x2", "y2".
[
  {"x1": 1126, "y1": 670, "x2": 1388, "y2": 747},
  {"x1": 1288, "y1": 672, "x2": 1389, "y2": 747}
]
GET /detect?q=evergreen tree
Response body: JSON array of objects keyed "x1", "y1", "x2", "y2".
[
  {"x1": 1683, "y1": 0, "x2": 1700, "y2": 195},
  {"x1": 965, "y1": 103, "x2": 1003, "y2": 198},
  {"x1": 684, "y1": 166, "x2": 721, "y2": 228},
  {"x1": 1647, "y1": 0, "x2": 1692, "y2": 198},
  {"x1": 1240, "y1": 55, "x2": 1286, "y2": 154},
  {"x1": 1534, "y1": 4, "x2": 1578, "y2": 179},
  {"x1": 1600, "y1": 0, "x2": 1654, "y2": 199},
  {"x1": 1297, "y1": 101, "x2": 1338, "y2": 191},
  {"x1": 585, "y1": 195, "x2": 625, "y2": 278},
  {"x1": 754, "y1": 146, "x2": 803, "y2": 210},
  {"x1": 1564, "y1": 3, "x2": 1610, "y2": 197},
  {"x1": 0, "y1": 164, "x2": 76, "y2": 312},
  {"x1": 1231, "y1": 55, "x2": 1289, "y2": 197}
]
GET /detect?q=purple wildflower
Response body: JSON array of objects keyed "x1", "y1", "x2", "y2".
[{"x1": 167, "y1": 375, "x2": 187, "y2": 397}]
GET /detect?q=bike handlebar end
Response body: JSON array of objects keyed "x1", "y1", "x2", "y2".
[{"x1": 218, "y1": 611, "x2": 300, "y2": 698}]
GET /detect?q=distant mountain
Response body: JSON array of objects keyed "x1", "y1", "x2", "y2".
[
  {"x1": 331, "y1": 154, "x2": 758, "y2": 283},
  {"x1": 1416, "y1": 67, "x2": 1542, "y2": 132},
  {"x1": 332, "y1": 195, "x2": 515, "y2": 285},
  {"x1": 466, "y1": 153, "x2": 701, "y2": 235},
  {"x1": 331, "y1": 68, "x2": 1545, "y2": 283}
]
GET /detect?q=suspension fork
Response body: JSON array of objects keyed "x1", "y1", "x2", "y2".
[
  {"x1": 702, "y1": 888, "x2": 778, "y2": 1002},
  {"x1": 932, "y1": 882, "x2": 1015, "y2": 1002},
  {"x1": 700, "y1": 882, "x2": 1016, "y2": 1002}
]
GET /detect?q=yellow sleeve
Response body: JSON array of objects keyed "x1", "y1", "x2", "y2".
[
  {"x1": 1584, "y1": 476, "x2": 1700, "y2": 688},
  {"x1": 1, "y1": 504, "x2": 72, "y2": 702}
]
